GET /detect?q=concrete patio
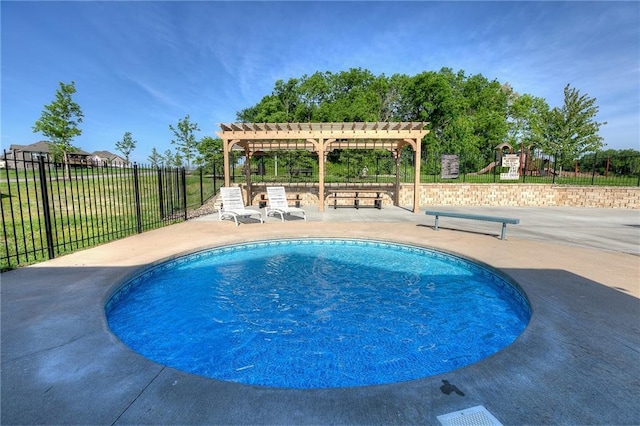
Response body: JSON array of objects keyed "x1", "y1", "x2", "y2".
[{"x1": 1, "y1": 206, "x2": 639, "y2": 425}]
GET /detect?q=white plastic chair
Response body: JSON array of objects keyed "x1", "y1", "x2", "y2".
[
  {"x1": 218, "y1": 187, "x2": 263, "y2": 226},
  {"x1": 265, "y1": 186, "x2": 306, "y2": 221}
]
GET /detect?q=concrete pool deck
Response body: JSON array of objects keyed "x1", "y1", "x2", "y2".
[{"x1": 1, "y1": 206, "x2": 639, "y2": 425}]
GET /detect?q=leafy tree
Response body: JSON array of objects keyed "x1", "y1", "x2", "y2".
[
  {"x1": 372, "y1": 74, "x2": 404, "y2": 121},
  {"x1": 297, "y1": 71, "x2": 331, "y2": 121},
  {"x1": 163, "y1": 149, "x2": 175, "y2": 167},
  {"x1": 173, "y1": 152, "x2": 184, "y2": 168},
  {"x1": 273, "y1": 78, "x2": 300, "y2": 120},
  {"x1": 324, "y1": 68, "x2": 380, "y2": 122},
  {"x1": 169, "y1": 115, "x2": 200, "y2": 169},
  {"x1": 32, "y1": 81, "x2": 83, "y2": 179},
  {"x1": 541, "y1": 84, "x2": 606, "y2": 164},
  {"x1": 115, "y1": 131, "x2": 136, "y2": 166},
  {"x1": 235, "y1": 67, "x2": 592, "y2": 174},
  {"x1": 196, "y1": 136, "x2": 223, "y2": 169},
  {"x1": 238, "y1": 68, "x2": 386, "y2": 123},
  {"x1": 238, "y1": 95, "x2": 289, "y2": 123},
  {"x1": 507, "y1": 93, "x2": 549, "y2": 149},
  {"x1": 399, "y1": 70, "x2": 460, "y2": 152},
  {"x1": 579, "y1": 148, "x2": 640, "y2": 177},
  {"x1": 148, "y1": 147, "x2": 163, "y2": 167},
  {"x1": 460, "y1": 73, "x2": 510, "y2": 158},
  {"x1": 609, "y1": 149, "x2": 640, "y2": 176}
]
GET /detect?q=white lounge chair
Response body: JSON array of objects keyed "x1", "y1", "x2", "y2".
[
  {"x1": 218, "y1": 187, "x2": 263, "y2": 226},
  {"x1": 265, "y1": 186, "x2": 306, "y2": 221}
]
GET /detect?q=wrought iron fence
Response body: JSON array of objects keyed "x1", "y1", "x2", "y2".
[
  {"x1": 419, "y1": 150, "x2": 640, "y2": 186},
  {"x1": 227, "y1": 150, "x2": 640, "y2": 186},
  {"x1": 0, "y1": 152, "x2": 218, "y2": 271},
  {"x1": 3, "y1": 148, "x2": 637, "y2": 270}
]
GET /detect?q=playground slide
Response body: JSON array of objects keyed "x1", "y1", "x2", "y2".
[{"x1": 469, "y1": 161, "x2": 498, "y2": 175}]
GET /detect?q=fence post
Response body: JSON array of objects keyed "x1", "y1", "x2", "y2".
[
  {"x1": 213, "y1": 162, "x2": 218, "y2": 194},
  {"x1": 199, "y1": 167, "x2": 204, "y2": 206},
  {"x1": 432, "y1": 151, "x2": 436, "y2": 182},
  {"x1": 157, "y1": 167, "x2": 165, "y2": 219},
  {"x1": 591, "y1": 152, "x2": 597, "y2": 185},
  {"x1": 37, "y1": 156, "x2": 55, "y2": 260},
  {"x1": 461, "y1": 152, "x2": 467, "y2": 183},
  {"x1": 181, "y1": 168, "x2": 187, "y2": 221},
  {"x1": 133, "y1": 163, "x2": 143, "y2": 233}
]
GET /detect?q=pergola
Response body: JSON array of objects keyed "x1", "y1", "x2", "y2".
[{"x1": 216, "y1": 122, "x2": 429, "y2": 213}]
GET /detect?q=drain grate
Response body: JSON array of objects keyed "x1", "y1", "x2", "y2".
[{"x1": 437, "y1": 405, "x2": 503, "y2": 426}]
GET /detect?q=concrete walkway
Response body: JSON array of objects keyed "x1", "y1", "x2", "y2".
[{"x1": 1, "y1": 206, "x2": 639, "y2": 425}]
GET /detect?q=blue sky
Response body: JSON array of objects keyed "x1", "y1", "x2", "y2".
[{"x1": 2, "y1": 1, "x2": 638, "y2": 163}]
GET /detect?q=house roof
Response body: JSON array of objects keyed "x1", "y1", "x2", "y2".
[
  {"x1": 17, "y1": 141, "x2": 52, "y2": 153},
  {"x1": 91, "y1": 150, "x2": 126, "y2": 161},
  {"x1": 11, "y1": 141, "x2": 91, "y2": 156}
]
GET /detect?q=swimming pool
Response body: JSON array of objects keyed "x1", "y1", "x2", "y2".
[{"x1": 106, "y1": 239, "x2": 530, "y2": 389}]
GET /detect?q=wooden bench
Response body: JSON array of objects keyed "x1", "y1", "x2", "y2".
[
  {"x1": 289, "y1": 168, "x2": 313, "y2": 177},
  {"x1": 258, "y1": 193, "x2": 301, "y2": 208},
  {"x1": 425, "y1": 210, "x2": 519, "y2": 240},
  {"x1": 327, "y1": 189, "x2": 383, "y2": 209}
]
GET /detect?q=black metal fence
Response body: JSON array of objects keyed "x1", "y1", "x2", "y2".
[
  {"x1": 3, "y1": 148, "x2": 638, "y2": 270},
  {"x1": 418, "y1": 150, "x2": 640, "y2": 186},
  {"x1": 228, "y1": 150, "x2": 640, "y2": 187},
  {"x1": 0, "y1": 153, "x2": 204, "y2": 271}
]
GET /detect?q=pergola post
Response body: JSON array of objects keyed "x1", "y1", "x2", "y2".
[
  {"x1": 222, "y1": 139, "x2": 231, "y2": 187},
  {"x1": 413, "y1": 138, "x2": 421, "y2": 213},
  {"x1": 317, "y1": 138, "x2": 326, "y2": 212},
  {"x1": 393, "y1": 148, "x2": 401, "y2": 206},
  {"x1": 244, "y1": 147, "x2": 252, "y2": 204}
]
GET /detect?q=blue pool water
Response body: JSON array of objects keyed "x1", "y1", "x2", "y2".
[{"x1": 106, "y1": 239, "x2": 530, "y2": 389}]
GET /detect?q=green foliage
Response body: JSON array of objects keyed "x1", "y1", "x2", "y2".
[
  {"x1": 147, "y1": 147, "x2": 163, "y2": 167},
  {"x1": 32, "y1": 81, "x2": 83, "y2": 176},
  {"x1": 163, "y1": 149, "x2": 175, "y2": 167},
  {"x1": 196, "y1": 136, "x2": 223, "y2": 169},
  {"x1": 115, "y1": 131, "x2": 137, "y2": 165},
  {"x1": 169, "y1": 115, "x2": 200, "y2": 169},
  {"x1": 234, "y1": 68, "x2": 608, "y2": 174},
  {"x1": 507, "y1": 93, "x2": 549, "y2": 148},
  {"x1": 579, "y1": 149, "x2": 640, "y2": 177},
  {"x1": 540, "y1": 84, "x2": 606, "y2": 162}
]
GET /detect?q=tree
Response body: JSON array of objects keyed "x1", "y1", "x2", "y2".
[
  {"x1": 372, "y1": 74, "x2": 404, "y2": 122},
  {"x1": 541, "y1": 84, "x2": 606, "y2": 164},
  {"x1": 460, "y1": 73, "x2": 510, "y2": 159},
  {"x1": 173, "y1": 152, "x2": 184, "y2": 168},
  {"x1": 507, "y1": 93, "x2": 549, "y2": 148},
  {"x1": 399, "y1": 70, "x2": 460, "y2": 152},
  {"x1": 163, "y1": 149, "x2": 175, "y2": 167},
  {"x1": 148, "y1": 147, "x2": 163, "y2": 167},
  {"x1": 32, "y1": 81, "x2": 83, "y2": 179},
  {"x1": 233, "y1": 67, "x2": 567, "y2": 173},
  {"x1": 115, "y1": 131, "x2": 137, "y2": 166},
  {"x1": 196, "y1": 136, "x2": 223, "y2": 170},
  {"x1": 169, "y1": 115, "x2": 200, "y2": 169}
]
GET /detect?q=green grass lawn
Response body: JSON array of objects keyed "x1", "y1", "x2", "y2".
[{"x1": 1, "y1": 167, "x2": 215, "y2": 270}]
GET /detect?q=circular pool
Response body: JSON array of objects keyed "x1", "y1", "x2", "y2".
[{"x1": 106, "y1": 239, "x2": 530, "y2": 389}]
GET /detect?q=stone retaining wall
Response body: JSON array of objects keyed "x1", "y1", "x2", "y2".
[{"x1": 400, "y1": 184, "x2": 640, "y2": 209}]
